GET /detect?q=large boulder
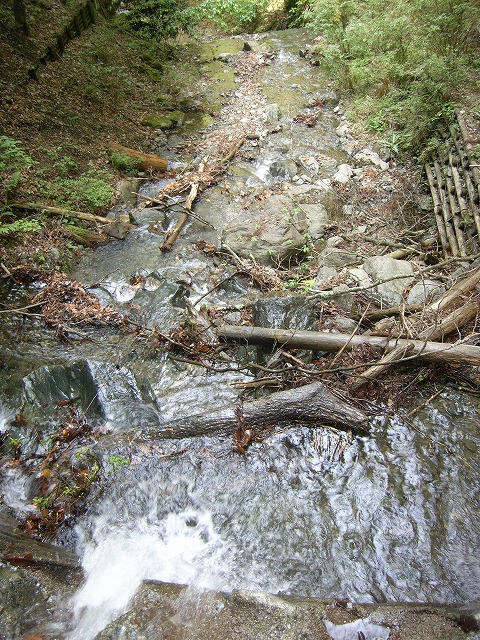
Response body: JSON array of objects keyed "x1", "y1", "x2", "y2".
[
  {"x1": 0, "y1": 563, "x2": 51, "y2": 639},
  {"x1": 362, "y1": 256, "x2": 414, "y2": 307},
  {"x1": 252, "y1": 295, "x2": 317, "y2": 331},
  {"x1": 21, "y1": 360, "x2": 162, "y2": 433},
  {"x1": 221, "y1": 194, "x2": 308, "y2": 266},
  {"x1": 94, "y1": 580, "x2": 473, "y2": 640},
  {"x1": 298, "y1": 203, "x2": 328, "y2": 239},
  {"x1": 318, "y1": 248, "x2": 362, "y2": 269},
  {"x1": 406, "y1": 279, "x2": 444, "y2": 305}
]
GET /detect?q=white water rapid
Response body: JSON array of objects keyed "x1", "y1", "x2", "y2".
[{"x1": 68, "y1": 507, "x2": 229, "y2": 639}]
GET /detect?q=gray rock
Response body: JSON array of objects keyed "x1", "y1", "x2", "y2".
[
  {"x1": 325, "y1": 236, "x2": 343, "y2": 247},
  {"x1": 243, "y1": 41, "x2": 269, "y2": 54},
  {"x1": 327, "y1": 315, "x2": 359, "y2": 333},
  {"x1": 21, "y1": 360, "x2": 162, "y2": 433},
  {"x1": 299, "y1": 202, "x2": 328, "y2": 239},
  {"x1": 336, "y1": 123, "x2": 350, "y2": 137},
  {"x1": 105, "y1": 218, "x2": 133, "y2": 240},
  {"x1": 269, "y1": 159, "x2": 297, "y2": 180},
  {"x1": 314, "y1": 266, "x2": 337, "y2": 289},
  {"x1": 328, "y1": 284, "x2": 355, "y2": 311},
  {"x1": 253, "y1": 295, "x2": 317, "y2": 331},
  {"x1": 221, "y1": 195, "x2": 307, "y2": 266},
  {"x1": 0, "y1": 564, "x2": 50, "y2": 639},
  {"x1": 94, "y1": 580, "x2": 478, "y2": 640},
  {"x1": 363, "y1": 256, "x2": 414, "y2": 307},
  {"x1": 318, "y1": 248, "x2": 362, "y2": 269},
  {"x1": 297, "y1": 155, "x2": 319, "y2": 177},
  {"x1": 117, "y1": 179, "x2": 143, "y2": 209},
  {"x1": 348, "y1": 266, "x2": 371, "y2": 288},
  {"x1": 354, "y1": 148, "x2": 389, "y2": 171},
  {"x1": 265, "y1": 103, "x2": 281, "y2": 123},
  {"x1": 407, "y1": 279, "x2": 444, "y2": 305},
  {"x1": 332, "y1": 164, "x2": 354, "y2": 184}
]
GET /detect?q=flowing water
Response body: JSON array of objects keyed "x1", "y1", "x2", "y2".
[{"x1": 1, "y1": 28, "x2": 480, "y2": 640}]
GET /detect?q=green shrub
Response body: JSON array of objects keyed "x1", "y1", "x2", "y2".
[
  {"x1": 0, "y1": 215, "x2": 43, "y2": 236},
  {"x1": 43, "y1": 164, "x2": 114, "y2": 212},
  {"x1": 0, "y1": 136, "x2": 35, "y2": 199},
  {"x1": 121, "y1": 0, "x2": 197, "y2": 40}
]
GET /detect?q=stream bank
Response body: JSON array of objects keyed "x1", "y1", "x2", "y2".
[{"x1": 1, "y1": 28, "x2": 480, "y2": 640}]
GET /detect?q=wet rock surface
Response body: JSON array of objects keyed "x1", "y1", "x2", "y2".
[
  {"x1": 21, "y1": 360, "x2": 162, "y2": 433},
  {"x1": 94, "y1": 580, "x2": 477, "y2": 640}
]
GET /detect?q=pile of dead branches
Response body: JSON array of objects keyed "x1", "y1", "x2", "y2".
[
  {"x1": 217, "y1": 262, "x2": 480, "y2": 398},
  {"x1": 31, "y1": 273, "x2": 124, "y2": 331}
]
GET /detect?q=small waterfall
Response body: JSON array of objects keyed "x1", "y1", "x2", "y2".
[{"x1": 68, "y1": 508, "x2": 228, "y2": 639}]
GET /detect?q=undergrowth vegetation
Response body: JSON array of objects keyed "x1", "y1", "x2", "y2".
[{"x1": 296, "y1": 0, "x2": 480, "y2": 153}]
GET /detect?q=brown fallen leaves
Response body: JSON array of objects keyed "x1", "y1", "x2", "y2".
[{"x1": 31, "y1": 273, "x2": 124, "y2": 330}]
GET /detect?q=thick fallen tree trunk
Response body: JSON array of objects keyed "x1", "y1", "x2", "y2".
[
  {"x1": 108, "y1": 142, "x2": 168, "y2": 172},
  {"x1": 216, "y1": 325, "x2": 480, "y2": 366},
  {"x1": 159, "y1": 380, "x2": 368, "y2": 438}
]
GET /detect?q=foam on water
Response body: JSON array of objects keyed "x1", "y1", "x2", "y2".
[{"x1": 68, "y1": 508, "x2": 227, "y2": 640}]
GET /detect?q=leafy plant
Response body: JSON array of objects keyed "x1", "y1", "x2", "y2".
[
  {"x1": 110, "y1": 151, "x2": 140, "y2": 173},
  {"x1": 302, "y1": 0, "x2": 479, "y2": 153},
  {"x1": 0, "y1": 216, "x2": 43, "y2": 236},
  {"x1": 0, "y1": 136, "x2": 35, "y2": 198},
  {"x1": 43, "y1": 164, "x2": 114, "y2": 212},
  {"x1": 108, "y1": 455, "x2": 130, "y2": 471}
]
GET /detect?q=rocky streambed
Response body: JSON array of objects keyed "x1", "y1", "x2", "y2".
[{"x1": 1, "y1": 28, "x2": 480, "y2": 640}]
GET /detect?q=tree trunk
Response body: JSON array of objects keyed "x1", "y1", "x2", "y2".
[
  {"x1": 350, "y1": 300, "x2": 479, "y2": 390},
  {"x1": 160, "y1": 380, "x2": 368, "y2": 438},
  {"x1": 12, "y1": 0, "x2": 29, "y2": 35},
  {"x1": 108, "y1": 143, "x2": 168, "y2": 172},
  {"x1": 216, "y1": 325, "x2": 480, "y2": 366},
  {"x1": 12, "y1": 202, "x2": 111, "y2": 224}
]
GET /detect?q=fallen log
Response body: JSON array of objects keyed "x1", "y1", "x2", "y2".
[
  {"x1": 158, "y1": 380, "x2": 368, "y2": 438},
  {"x1": 430, "y1": 265, "x2": 480, "y2": 313},
  {"x1": 0, "y1": 508, "x2": 80, "y2": 571},
  {"x1": 12, "y1": 202, "x2": 111, "y2": 224},
  {"x1": 216, "y1": 324, "x2": 480, "y2": 366},
  {"x1": 108, "y1": 142, "x2": 168, "y2": 172},
  {"x1": 363, "y1": 264, "x2": 480, "y2": 324}
]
